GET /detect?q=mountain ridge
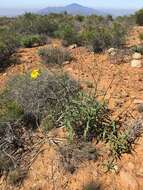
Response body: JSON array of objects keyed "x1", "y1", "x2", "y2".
[
  {"x1": 38, "y1": 3, "x2": 137, "y2": 16},
  {"x1": 38, "y1": 3, "x2": 100, "y2": 15}
]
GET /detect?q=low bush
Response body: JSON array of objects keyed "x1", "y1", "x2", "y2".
[
  {"x1": 59, "y1": 91, "x2": 142, "y2": 160},
  {"x1": 80, "y1": 22, "x2": 126, "y2": 52},
  {"x1": 139, "y1": 33, "x2": 143, "y2": 42},
  {"x1": 108, "y1": 131, "x2": 131, "y2": 159},
  {"x1": 20, "y1": 34, "x2": 47, "y2": 48},
  {"x1": 0, "y1": 91, "x2": 24, "y2": 122},
  {"x1": 54, "y1": 22, "x2": 82, "y2": 46},
  {"x1": 0, "y1": 152, "x2": 14, "y2": 174},
  {"x1": 131, "y1": 45, "x2": 143, "y2": 54},
  {"x1": 38, "y1": 47, "x2": 72, "y2": 65},
  {"x1": 0, "y1": 28, "x2": 19, "y2": 63},
  {"x1": 108, "y1": 119, "x2": 143, "y2": 159},
  {"x1": 5, "y1": 70, "x2": 79, "y2": 124},
  {"x1": 135, "y1": 9, "x2": 143, "y2": 26},
  {"x1": 8, "y1": 168, "x2": 27, "y2": 186},
  {"x1": 59, "y1": 143, "x2": 98, "y2": 173},
  {"x1": 59, "y1": 92, "x2": 114, "y2": 142},
  {"x1": 83, "y1": 182, "x2": 102, "y2": 190}
]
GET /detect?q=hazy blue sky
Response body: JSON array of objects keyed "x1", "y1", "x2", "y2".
[{"x1": 1, "y1": 0, "x2": 143, "y2": 9}]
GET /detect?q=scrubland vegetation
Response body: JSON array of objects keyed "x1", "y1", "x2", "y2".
[
  {"x1": 0, "y1": 12, "x2": 132, "y2": 66},
  {"x1": 0, "y1": 8, "x2": 143, "y2": 189}
]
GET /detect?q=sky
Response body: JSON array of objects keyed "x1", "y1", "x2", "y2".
[{"x1": 1, "y1": 0, "x2": 143, "y2": 9}]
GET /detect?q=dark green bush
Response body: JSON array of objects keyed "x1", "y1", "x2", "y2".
[
  {"x1": 12, "y1": 13, "x2": 62, "y2": 36},
  {"x1": 20, "y1": 34, "x2": 47, "y2": 48},
  {"x1": 131, "y1": 45, "x2": 143, "y2": 54},
  {"x1": 139, "y1": 33, "x2": 143, "y2": 42},
  {"x1": 135, "y1": 9, "x2": 143, "y2": 26},
  {"x1": 110, "y1": 22, "x2": 126, "y2": 48},
  {"x1": 55, "y1": 24, "x2": 81, "y2": 46},
  {"x1": 0, "y1": 28, "x2": 19, "y2": 63},
  {"x1": 80, "y1": 21, "x2": 126, "y2": 52},
  {"x1": 38, "y1": 47, "x2": 73, "y2": 65},
  {"x1": 0, "y1": 13, "x2": 128, "y2": 56}
]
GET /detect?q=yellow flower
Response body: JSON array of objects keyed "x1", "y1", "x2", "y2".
[{"x1": 31, "y1": 69, "x2": 40, "y2": 79}]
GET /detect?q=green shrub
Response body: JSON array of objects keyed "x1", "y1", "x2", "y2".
[
  {"x1": 59, "y1": 92, "x2": 114, "y2": 142},
  {"x1": 80, "y1": 21, "x2": 126, "y2": 52},
  {"x1": 12, "y1": 13, "x2": 59, "y2": 36},
  {"x1": 8, "y1": 168, "x2": 27, "y2": 185},
  {"x1": 131, "y1": 45, "x2": 143, "y2": 54},
  {"x1": 108, "y1": 131, "x2": 132, "y2": 159},
  {"x1": 0, "y1": 91, "x2": 24, "y2": 122},
  {"x1": 55, "y1": 24, "x2": 81, "y2": 46},
  {"x1": 0, "y1": 28, "x2": 19, "y2": 63},
  {"x1": 110, "y1": 22, "x2": 126, "y2": 48},
  {"x1": 139, "y1": 33, "x2": 143, "y2": 42},
  {"x1": 38, "y1": 47, "x2": 72, "y2": 65},
  {"x1": 108, "y1": 119, "x2": 143, "y2": 159},
  {"x1": 20, "y1": 34, "x2": 47, "y2": 48},
  {"x1": 0, "y1": 152, "x2": 14, "y2": 174},
  {"x1": 91, "y1": 30, "x2": 112, "y2": 53},
  {"x1": 135, "y1": 9, "x2": 143, "y2": 26}
]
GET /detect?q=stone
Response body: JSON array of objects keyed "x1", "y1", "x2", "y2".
[
  {"x1": 107, "y1": 48, "x2": 116, "y2": 54},
  {"x1": 63, "y1": 61, "x2": 70, "y2": 65},
  {"x1": 132, "y1": 53, "x2": 142, "y2": 60},
  {"x1": 119, "y1": 169, "x2": 139, "y2": 190},
  {"x1": 69, "y1": 44, "x2": 77, "y2": 49},
  {"x1": 2, "y1": 73, "x2": 7, "y2": 76},
  {"x1": 110, "y1": 51, "x2": 117, "y2": 56},
  {"x1": 131, "y1": 60, "x2": 142, "y2": 68},
  {"x1": 133, "y1": 99, "x2": 143, "y2": 104}
]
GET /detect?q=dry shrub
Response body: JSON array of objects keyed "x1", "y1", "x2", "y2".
[
  {"x1": 38, "y1": 46, "x2": 73, "y2": 65},
  {"x1": 6, "y1": 70, "x2": 79, "y2": 124}
]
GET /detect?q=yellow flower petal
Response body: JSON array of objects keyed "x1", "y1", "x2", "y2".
[{"x1": 31, "y1": 69, "x2": 40, "y2": 79}]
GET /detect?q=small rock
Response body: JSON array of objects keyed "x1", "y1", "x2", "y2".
[
  {"x1": 110, "y1": 51, "x2": 117, "y2": 56},
  {"x1": 107, "y1": 48, "x2": 116, "y2": 54},
  {"x1": 63, "y1": 61, "x2": 70, "y2": 65},
  {"x1": 2, "y1": 73, "x2": 7, "y2": 76},
  {"x1": 131, "y1": 60, "x2": 142, "y2": 68},
  {"x1": 119, "y1": 169, "x2": 139, "y2": 190},
  {"x1": 133, "y1": 99, "x2": 143, "y2": 104},
  {"x1": 132, "y1": 53, "x2": 142, "y2": 60},
  {"x1": 69, "y1": 44, "x2": 77, "y2": 50}
]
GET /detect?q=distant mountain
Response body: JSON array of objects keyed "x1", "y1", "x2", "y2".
[
  {"x1": 0, "y1": 4, "x2": 138, "y2": 17},
  {"x1": 38, "y1": 3, "x2": 137, "y2": 17},
  {"x1": 38, "y1": 3, "x2": 102, "y2": 16}
]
